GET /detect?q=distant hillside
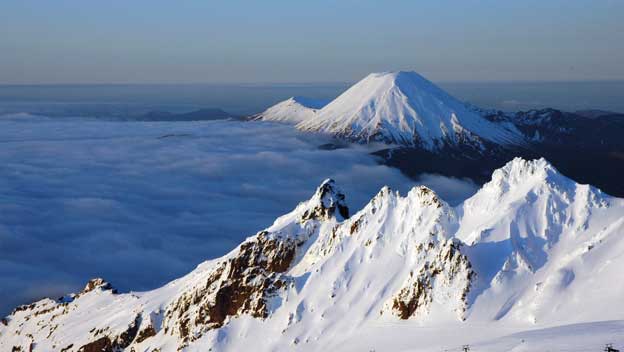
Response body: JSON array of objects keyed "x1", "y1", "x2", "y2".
[{"x1": 136, "y1": 108, "x2": 241, "y2": 121}]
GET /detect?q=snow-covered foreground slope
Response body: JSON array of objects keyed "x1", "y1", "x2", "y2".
[
  {"x1": 333, "y1": 320, "x2": 624, "y2": 352},
  {"x1": 252, "y1": 96, "x2": 328, "y2": 124},
  {"x1": 297, "y1": 71, "x2": 524, "y2": 150},
  {"x1": 2, "y1": 158, "x2": 624, "y2": 352}
]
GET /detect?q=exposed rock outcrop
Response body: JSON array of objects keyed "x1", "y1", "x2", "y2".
[
  {"x1": 3, "y1": 161, "x2": 624, "y2": 351},
  {"x1": 392, "y1": 240, "x2": 474, "y2": 320}
]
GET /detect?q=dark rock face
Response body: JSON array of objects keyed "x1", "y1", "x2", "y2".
[
  {"x1": 113, "y1": 314, "x2": 142, "y2": 349},
  {"x1": 159, "y1": 181, "x2": 350, "y2": 348},
  {"x1": 163, "y1": 232, "x2": 301, "y2": 347},
  {"x1": 377, "y1": 108, "x2": 624, "y2": 198},
  {"x1": 76, "y1": 314, "x2": 141, "y2": 352},
  {"x1": 60, "y1": 344, "x2": 74, "y2": 352},
  {"x1": 392, "y1": 240, "x2": 474, "y2": 320},
  {"x1": 135, "y1": 324, "x2": 157, "y2": 344},
  {"x1": 1, "y1": 180, "x2": 351, "y2": 352},
  {"x1": 301, "y1": 179, "x2": 349, "y2": 222},
  {"x1": 82, "y1": 278, "x2": 116, "y2": 294},
  {"x1": 77, "y1": 337, "x2": 112, "y2": 352}
]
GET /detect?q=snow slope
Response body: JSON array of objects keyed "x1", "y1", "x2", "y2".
[
  {"x1": 457, "y1": 158, "x2": 624, "y2": 325},
  {"x1": 252, "y1": 96, "x2": 328, "y2": 124},
  {"x1": 297, "y1": 71, "x2": 524, "y2": 150},
  {"x1": 2, "y1": 158, "x2": 624, "y2": 352}
]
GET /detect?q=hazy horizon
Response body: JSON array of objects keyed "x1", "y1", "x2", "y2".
[
  {"x1": 2, "y1": 0, "x2": 623, "y2": 84},
  {"x1": 3, "y1": 77, "x2": 624, "y2": 86},
  {"x1": 2, "y1": 80, "x2": 623, "y2": 115}
]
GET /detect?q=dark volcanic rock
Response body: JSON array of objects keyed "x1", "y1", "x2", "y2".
[{"x1": 378, "y1": 108, "x2": 624, "y2": 197}]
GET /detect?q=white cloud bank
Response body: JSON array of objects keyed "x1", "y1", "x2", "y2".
[{"x1": 0, "y1": 117, "x2": 477, "y2": 315}]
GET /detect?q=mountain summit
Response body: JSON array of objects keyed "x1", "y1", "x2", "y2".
[
  {"x1": 296, "y1": 71, "x2": 524, "y2": 150},
  {"x1": 3, "y1": 158, "x2": 624, "y2": 351},
  {"x1": 253, "y1": 96, "x2": 328, "y2": 124}
]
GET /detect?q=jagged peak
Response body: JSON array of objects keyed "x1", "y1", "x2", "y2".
[
  {"x1": 464, "y1": 157, "x2": 610, "y2": 217},
  {"x1": 266, "y1": 179, "x2": 350, "y2": 234},
  {"x1": 82, "y1": 278, "x2": 116, "y2": 294},
  {"x1": 465, "y1": 158, "x2": 562, "y2": 204},
  {"x1": 406, "y1": 185, "x2": 445, "y2": 208},
  {"x1": 254, "y1": 179, "x2": 350, "y2": 245},
  {"x1": 371, "y1": 185, "x2": 446, "y2": 209},
  {"x1": 301, "y1": 178, "x2": 349, "y2": 221},
  {"x1": 5, "y1": 159, "x2": 624, "y2": 351},
  {"x1": 373, "y1": 185, "x2": 394, "y2": 198},
  {"x1": 314, "y1": 178, "x2": 341, "y2": 200},
  {"x1": 354, "y1": 185, "x2": 453, "y2": 236},
  {"x1": 478, "y1": 157, "x2": 565, "y2": 196},
  {"x1": 496, "y1": 157, "x2": 557, "y2": 182}
]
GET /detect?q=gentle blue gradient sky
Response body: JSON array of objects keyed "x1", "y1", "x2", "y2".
[{"x1": 1, "y1": 0, "x2": 623, "y2": 84}]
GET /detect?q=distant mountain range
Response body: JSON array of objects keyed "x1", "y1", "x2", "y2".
[
  {"x1": 574, "y1": 109, "x2": 622, "y2": 119},
  {"x1": 0, "y1": 107, "x2": 242, "y2": 122},
  {"x1": 134, "y1": 108, "x2": 242, "y2": 121},
  {"x1": 255, "y1": 71, "x2": 624, "y2": 197},
  {"x1": 296, "y1": 71, "x2": 525, "y2": 150},
  {"x1": 3, "y1": 159, "x2": 624, "y2": 351},
  {"x1": 251, "y1": 96, "x2": 328, "y2": 124}
]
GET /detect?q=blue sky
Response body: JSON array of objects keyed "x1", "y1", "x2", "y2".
[{"x1": 1, "y1": 0, "x2": 623, "y2": 83}]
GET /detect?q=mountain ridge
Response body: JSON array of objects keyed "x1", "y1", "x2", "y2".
[
  {"x1": 252, "y1": 96, "x2": 328, "y2": 124},
  {"x1": 2, "y1": 158, "x2": 623, "y2": 351}
]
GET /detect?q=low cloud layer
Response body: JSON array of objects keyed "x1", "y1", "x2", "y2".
[{"x1": 0, "y1": 117, "x2": 477, "y2": 315}]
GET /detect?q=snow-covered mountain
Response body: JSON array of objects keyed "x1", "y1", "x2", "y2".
[
  {"x1": 296, "y1": 71, "x2": 524, "y2": 150},
  {"x1": 252, "y1": 96, "x2": 328, "y2": 124},
  {"x1": 3, "y1": 158, "x2": 624, "y2": 351}
]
